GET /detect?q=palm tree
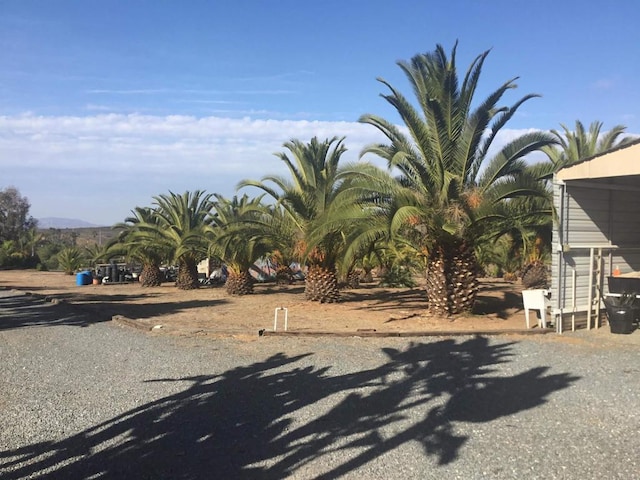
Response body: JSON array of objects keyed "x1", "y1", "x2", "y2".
[
  {"x1": 475, "y1": 192, "x2": 552, "y2": 286},
  {"x1": 209, "y1": 194, "x2": 275, "y2": 295},
  {"x1": 84, "y1": 243, "x2": 110, "y2": 267},
  {"x1": 543, "y1": 120, "x2": 635, "y2": 172},
  {"x1": 0, "y1": 226, "x2": 45, "y2": 268},
  {"x1": 238, "y1": 136, "x2": 355, "y2": 303},
  {"x1": 21, "y1": 226, "x2": 44, "y2": 259},
  {"x1": 150, "y1": 191, "x2": 215, "y2": 290},
  {"x1": 57, "y1": 247, "x2": 85, "y2": 275},
  {"x1": 359, "y1": 42, "x2": 556, "y2": 315},
  {"x1": 113, "y1": 207, "x2": 168, "y2": 287}
]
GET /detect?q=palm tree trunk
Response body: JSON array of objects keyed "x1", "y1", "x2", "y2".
[
  {"x1": 346, "y1": 269, "x2": 361, "y2": 288},
  {"x1": 426, "y1": 241, "x2": 479, "y2": 316},
  {"x1": 140, "y1": 263, "x2": 163, "y2": 287},
  {"x1": 305, "y1": 265, "x2": 340, "y2": 303},
  {"x1": 362, "y1": 266, "x2": 374, "y2": 283},
  {"x1": 176, "y1": 258, "x2": 199, "y2": 290},
  {"x1": 225, "y1": 269, "x2": 254, "y2": 295},
  {"x1": 275, "y1": 265, "x2": 294, "y2": 285}
]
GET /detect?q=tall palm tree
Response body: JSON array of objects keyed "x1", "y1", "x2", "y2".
[
  {"x1": 359, "y1": 42, "x2": 556, "y2": 315},
  {"x1": 238, "y1": 136, "x2": 353, "y2": 303},
  {"x1": 150, "y1": 191, "x2": 215, "y2": 290}
]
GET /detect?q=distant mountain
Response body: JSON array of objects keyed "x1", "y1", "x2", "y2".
[{"x1": 37, "y1": 217, "x2": 102, "y2": 229}]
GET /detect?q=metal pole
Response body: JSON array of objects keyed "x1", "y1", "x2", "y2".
[
  {"x1": 274, "y1": 307, "x2": 288, "y2": 331},
  {"x1": 587, "y1": 248, "x2": 594, "y2": 330},
  {"x1": 571, "y1": 268, "x2": 576, "y2": 332},
  {"x1": 595, "y1": 248, "x2": 602, "y2": 329},
  {"x1": 557, "y1": 180, "x2": 566, "y2": 334}
]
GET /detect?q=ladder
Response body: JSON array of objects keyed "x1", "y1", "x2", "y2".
[{"x1": 587, "y1": 247, "x2": 603, "y2": 330}]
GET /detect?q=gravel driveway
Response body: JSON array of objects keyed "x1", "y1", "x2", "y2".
[{"x1": 1, "y1": 289, "x2": 639, "y2": 479}]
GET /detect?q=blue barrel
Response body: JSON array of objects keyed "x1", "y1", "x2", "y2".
[{"x1": 76, "y1": 271, "x2": 92, "y2": 286}]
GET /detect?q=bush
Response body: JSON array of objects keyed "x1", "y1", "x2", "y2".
[
  {"x1": 37, "y1": 244, "x2": 62, "y2": 270},
  {"x1": 379, "y1": 265, "x2": 417, "y2": 288}
]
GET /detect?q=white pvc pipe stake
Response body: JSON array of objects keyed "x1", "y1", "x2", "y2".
[{"x1": 274, "y1": 307, "x2": 288, "y2": 331}]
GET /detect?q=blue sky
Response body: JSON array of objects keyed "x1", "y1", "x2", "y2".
[{"x1": 1, "y1": 0, "x2": 639, "y2": 225}]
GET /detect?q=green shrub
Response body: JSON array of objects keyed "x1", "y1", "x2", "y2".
[{"x1": 379, "y1": 265, "x2": 417, "y2": 288}]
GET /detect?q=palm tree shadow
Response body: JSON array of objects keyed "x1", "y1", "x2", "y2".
[
  {"x1": 1, "y1": 337, "x2": 580, "y2": 479},
  {"x1": 0, "y1": 291, "x2": 228, "y2": 330},
  {"x1": 473, "y1": 290, "x2": 523, "y2": 319},
  {"x1": 343, "y1": 286, "x2": 427, "y2": 314}
]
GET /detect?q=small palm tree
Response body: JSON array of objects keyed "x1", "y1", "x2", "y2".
[
  {"x1": 209, "y1": 194, "x2": 274, "y2": 295},
  {"x1": 477, "y1": 192, "x2": 552, "y2": 267},
  {"x1": 113, "y1": 207, "x2": 168, "y2": 287},
  {"x1": 84, "y1": 243, "x2": 110, "y2": 267},
  {"x1": 151, "y1": 191, "x2": 215, "y2": 290},
  {"x1": 355, "y1": 250, "x2": 379, "y2": 283},
  {"x1": 58, "y1": 247, "x2": 85, "y2": 275},
  {"x1": 359, "y1": 42, "x2": 556, "y2": 315}
]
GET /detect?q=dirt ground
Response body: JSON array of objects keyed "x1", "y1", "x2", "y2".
[{"x1": 0, "y1": 270, "x2": 538, "y2": 338}]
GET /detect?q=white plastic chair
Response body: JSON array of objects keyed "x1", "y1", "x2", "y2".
[{"x1": 522, "y1": 289, "x2": 551, "y2": 328}]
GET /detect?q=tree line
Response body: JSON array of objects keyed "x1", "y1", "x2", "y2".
[{"x1": 2, "y1": 43, "x2": 634, "y2": 315}]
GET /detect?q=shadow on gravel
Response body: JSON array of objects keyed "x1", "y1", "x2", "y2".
[
  {"x1": 0, "y1": 337, "x2": 580, "y2": 479},
  {"x1": 0, "y1": 291, "x2": 227, "y2": 330}
]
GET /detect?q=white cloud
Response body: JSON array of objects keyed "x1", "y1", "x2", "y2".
[
  {"x1": 0, "y1": 113, "x2": 537, "y2": 225},
  {"x1": 0, "y1": 113, "x2": 387, "y2": 224}
]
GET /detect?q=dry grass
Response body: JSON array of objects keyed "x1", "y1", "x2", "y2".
[{"x1": 0, "y1": 270, "x2": 534, "y2": 339}]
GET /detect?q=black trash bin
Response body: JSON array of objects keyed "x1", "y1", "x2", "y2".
[
  {"x1": 606, "y1": 307, "x2": 635, "y2": 334},
  {"x1": 604, "y1": 295, "x2": 637, "y2": 334}
]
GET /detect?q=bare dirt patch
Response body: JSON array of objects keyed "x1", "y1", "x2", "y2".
[{"x1": 0, "y1": 270, "x2": 536, "y2": 338}]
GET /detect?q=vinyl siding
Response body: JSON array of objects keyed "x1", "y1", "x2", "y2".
[{"x1": 552, "y1": 180, "x2": 640, "y2": 331}]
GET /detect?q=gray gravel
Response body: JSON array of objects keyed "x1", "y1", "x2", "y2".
[{"x1": 1, "y1": 289, "x2": 639, "y2": 479}]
